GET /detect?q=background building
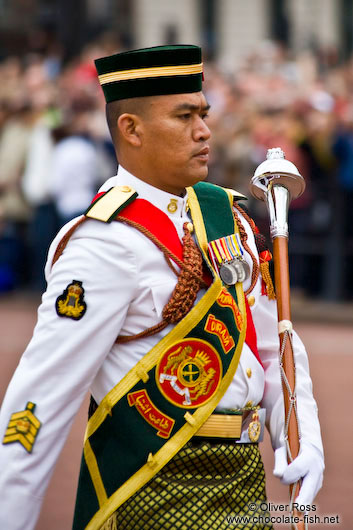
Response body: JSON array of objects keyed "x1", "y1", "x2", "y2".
[{"x1": 0, "y1": 0, "x2": 351, "y2": 64}]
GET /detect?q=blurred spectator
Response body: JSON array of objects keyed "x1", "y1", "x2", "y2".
[
  {"x1": 0, "y1": 102, "x2": 33, "y2": 291},
  {"x1": 49, "y1": 100, "x2": 101, "y2": 227},
  {"x1": 20, "y1": 57, "x2": 61, "y2": 292},
  {"x1": 22, "y1": 112, "x2": 59, "y2": 292},
  {"x1": 332, "y1": 107, "x2": 353, "y2": 298},
  {"x1": 332, "y1": 107, "x2": 353, "y2": 235}
]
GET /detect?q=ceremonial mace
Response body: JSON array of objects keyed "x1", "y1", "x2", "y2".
[{"x1": 251, "y1": 148, "x2": 306, "y2": 530}]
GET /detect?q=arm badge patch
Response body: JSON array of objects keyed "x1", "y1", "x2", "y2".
[
  {"x1": 55, "y1": 280, "x2": 87, "y2": 320},
  {"x1": 2, "y1": 402, "x2": 41, "y2": 453}
]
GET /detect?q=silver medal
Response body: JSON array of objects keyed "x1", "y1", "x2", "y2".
[
  {"x1": 233, "y1": 257, "x2": 250, "y2": 283},
  {"x1": 219, "y1": 262, "x2": 238, "y2": 285},
  {"x1": 219, "y1": 257, "x2": 250, "y2": 285}
]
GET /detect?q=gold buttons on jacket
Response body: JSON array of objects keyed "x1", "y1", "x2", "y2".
[
  {"x1": 186, "y1": 222, "x2": 194, "y2": 233},
  {"x1": 118, "y1": 185, "x2": 132, "y2": 193},
  {"x1": 167, "y1": 199, "x2": 178, "y2": 213},
  {"x1": 246, "y1": 368, "x2": 252, "y2": 378},
  {"x1": 247, "y1": 295, "x2": 255, "y2": 307}
]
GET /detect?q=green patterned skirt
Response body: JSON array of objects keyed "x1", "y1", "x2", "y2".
[{"x1": 102, "y1": 440, "x2": 273, "y2": 530}]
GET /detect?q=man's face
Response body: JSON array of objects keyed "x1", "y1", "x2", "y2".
[{"x1": 138, "y1": 92, "x2": 211, "y2": 195}]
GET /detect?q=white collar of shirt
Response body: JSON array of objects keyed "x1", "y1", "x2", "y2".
[{"x1": 100, "y1": 166, "x2": 189, "y2": 220}]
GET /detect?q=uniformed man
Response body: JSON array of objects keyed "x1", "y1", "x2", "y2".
[{"x1": 0, "y1": 45, "x2": 324, "y2": 530}]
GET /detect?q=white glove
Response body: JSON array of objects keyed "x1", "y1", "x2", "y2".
[{"x1": 273, "y1": 442, "x2": 324, "y2": 506}]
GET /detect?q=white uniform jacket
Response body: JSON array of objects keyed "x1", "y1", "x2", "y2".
[{"x1": 0, "y1": 166, "x2": 323, "y2": 530}]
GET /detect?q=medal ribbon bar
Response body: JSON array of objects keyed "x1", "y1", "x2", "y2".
[{"x1": 208, "y1": 234, "x2": 244, "y2": 274}]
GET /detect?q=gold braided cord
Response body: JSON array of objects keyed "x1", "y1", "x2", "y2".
[
  {"x1": 162, "y1": 222, "x2": 204, "y2": 323},
  {"x1": 116, "y1": 219, "x2": 205, "y2": 344}
]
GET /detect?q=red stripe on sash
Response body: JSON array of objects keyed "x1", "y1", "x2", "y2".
[{"x1": 118, "y1": 198, "x2": 183, "y2": 261}]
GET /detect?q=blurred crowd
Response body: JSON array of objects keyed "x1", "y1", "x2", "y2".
[{"x1": 0, "y1": 32, "x2": 352, "y2": 299}]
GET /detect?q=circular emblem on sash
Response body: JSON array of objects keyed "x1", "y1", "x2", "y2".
[{"x1": 156, "y1": 338, "x2": 222, "y2": 408}]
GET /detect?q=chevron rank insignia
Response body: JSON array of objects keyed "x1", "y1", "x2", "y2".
[{"x1": 2, "y1": 402, "x2": 41, "y2": 453}]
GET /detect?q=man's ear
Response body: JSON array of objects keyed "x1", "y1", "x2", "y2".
[{"x1": 117, "y1": 113, "x2": 143, "y2": 147}]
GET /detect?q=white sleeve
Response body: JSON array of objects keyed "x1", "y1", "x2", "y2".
[
  {"x1": 0, "y1": 219, "x2": 137, "y2": 530},
  {"x1": 253, "y1": 294, "x2": 324, "y2": 457}
]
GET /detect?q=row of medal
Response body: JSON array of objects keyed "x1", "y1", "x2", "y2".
[{"x1": 208, "y1": 233, "x2": 250, "y2": 285}]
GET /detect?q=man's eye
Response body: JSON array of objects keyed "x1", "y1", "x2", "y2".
[
  {"x1": 201, "y1": 113, "x2": 209, "y2": 120},
  {"x1": 180, "y1": 113, "x2": 191, "y2": 119}
]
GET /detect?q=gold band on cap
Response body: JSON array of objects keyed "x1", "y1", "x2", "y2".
[{"x1": 98, "y1": 62, "x2": 203, "y2": 85}]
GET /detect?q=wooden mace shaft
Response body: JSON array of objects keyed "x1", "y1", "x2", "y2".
[{"x1": 273, "y1": 236, "x2": 304, "y2": 530}]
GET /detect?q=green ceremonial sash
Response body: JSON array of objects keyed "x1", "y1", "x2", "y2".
[{"x1": 73, "y1": 182, "x2": 247, "y2": 529}]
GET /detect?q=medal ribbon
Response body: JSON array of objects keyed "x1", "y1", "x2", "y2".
[{"x1": 208, "y1": 233, "x2": 244, "y2": 274}]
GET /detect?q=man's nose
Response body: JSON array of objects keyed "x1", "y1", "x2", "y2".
[{"x1": 193, "y1": 117, "x2": 211, "y2": 142}]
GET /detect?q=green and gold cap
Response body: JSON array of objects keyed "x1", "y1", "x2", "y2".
[{"x1": 95, "y1": 44, "x2": 203, "y2": 103}]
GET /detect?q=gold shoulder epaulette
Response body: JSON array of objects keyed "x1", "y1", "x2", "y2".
[{"x1": 85, "y1": 186, "x2": 138, "y2": 223}]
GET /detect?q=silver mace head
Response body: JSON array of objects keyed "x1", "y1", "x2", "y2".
[{"x1": 250, "y1": 148, "x2": 306, "y2": 239}]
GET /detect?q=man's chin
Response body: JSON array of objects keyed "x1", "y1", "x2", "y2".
[
  {"x1": 174, "y1": 167, "x2": 208, "y2": 192},
  {"x1": 188, "y1": 166, "x2": 209, "y2": 185},
  {"x1": 195, "y1": 168, "x2": 208, "y2": 184}
]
